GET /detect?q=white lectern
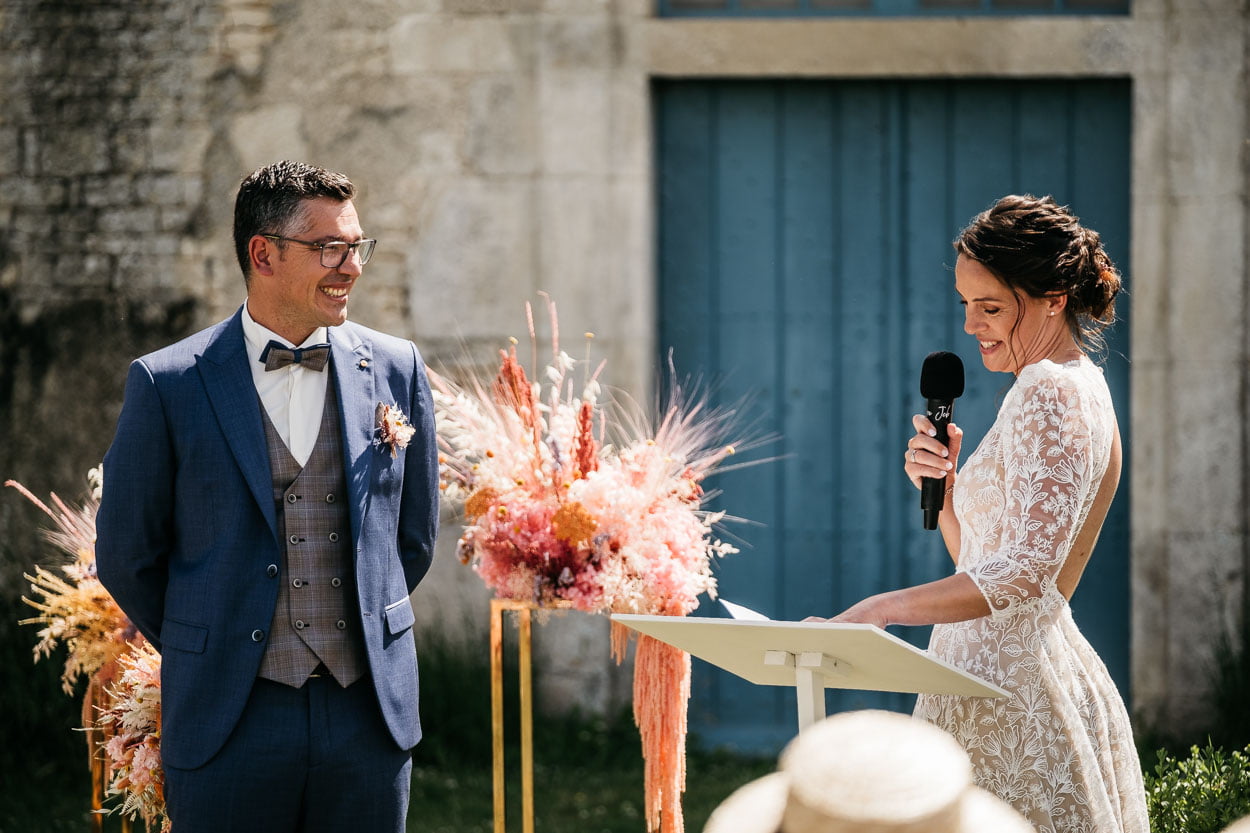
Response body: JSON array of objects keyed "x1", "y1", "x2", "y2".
[{"x1": 611, "y1": 614, "x2": 1007, "y2": 731}]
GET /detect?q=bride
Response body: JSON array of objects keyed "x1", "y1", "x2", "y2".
[{"x1": 809, "y1": 194, "x2": 1149, "y2": 832}]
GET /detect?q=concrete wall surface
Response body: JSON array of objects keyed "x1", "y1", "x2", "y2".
[{"x1": 0, "y1": 0, "x2": 1246, "y2": 735}]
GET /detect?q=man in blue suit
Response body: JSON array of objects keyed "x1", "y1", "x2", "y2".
[{"x1": 96, "y1": 161, "x2": 438, "y2": 832}]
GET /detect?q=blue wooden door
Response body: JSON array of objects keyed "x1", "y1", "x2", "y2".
[{"x1": 656, "y1": 79, "x2": 1131, "y2": 753}]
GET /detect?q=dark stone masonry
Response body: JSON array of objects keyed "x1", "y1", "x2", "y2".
[{"x1": 0, "y1": 0, "x2": 236, "y2": 586}]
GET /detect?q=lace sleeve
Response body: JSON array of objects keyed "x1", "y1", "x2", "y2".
[{"x1": 964, "y1": 371, "x2": 1098, "y2": 618}]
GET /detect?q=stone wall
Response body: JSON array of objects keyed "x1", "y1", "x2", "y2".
[
  {"x1": 0, "y1": 0, "x2": 218, "y2": 596},
  {"x1": 2, "y1": 0, "x2": 1247, "y2": 735}
]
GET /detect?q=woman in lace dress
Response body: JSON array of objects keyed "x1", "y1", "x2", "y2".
[{"x1": 811, "y1": 195, "x2": 1148, "y2": 832}]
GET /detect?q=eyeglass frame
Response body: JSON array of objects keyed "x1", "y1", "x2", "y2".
[{"x1": 260, "y1": 234, "x2": 377, "y2": 269}]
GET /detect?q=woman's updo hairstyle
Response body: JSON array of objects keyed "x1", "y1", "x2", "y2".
[{"x1": 954, "y1": 194, "x2": 1122, "y2": 354}]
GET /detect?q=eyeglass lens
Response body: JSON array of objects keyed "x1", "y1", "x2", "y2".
[{"x1": 320, "y1": 239, "x2": 376, "y2": 268}]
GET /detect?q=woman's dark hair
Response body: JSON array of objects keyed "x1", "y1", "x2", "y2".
[
  {"x1": 233, "y1": 160, "x2": 356, "y2": 283},
  {"x1": 954, "y1": 194, "x2": 1122, "y2": 355}
]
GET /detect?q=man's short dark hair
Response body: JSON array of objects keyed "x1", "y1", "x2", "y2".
[{"x1": 233, "y1": 161, "x2": 356, "y2": 283}]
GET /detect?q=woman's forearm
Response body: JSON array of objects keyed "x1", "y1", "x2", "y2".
[{"x1": 835, "y1": 573, "x2": 989, "y2": 628}]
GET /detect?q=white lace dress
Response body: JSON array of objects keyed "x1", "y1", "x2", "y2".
[{"x1": 914, "y1": 357, "x2": 1148, "y2": 833}]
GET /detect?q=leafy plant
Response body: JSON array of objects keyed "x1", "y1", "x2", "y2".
[{"x1": 1146, "y1": 742, "x2": 1250, "y2": 833}]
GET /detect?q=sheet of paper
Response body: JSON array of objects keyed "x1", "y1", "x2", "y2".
[{"x1": 720, "y1": 599, "x2": 771, "y2": 621}]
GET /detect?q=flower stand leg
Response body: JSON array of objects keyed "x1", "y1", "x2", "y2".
[{"x1": 491, "y1": 598, "x2": 536, "y2": 833}]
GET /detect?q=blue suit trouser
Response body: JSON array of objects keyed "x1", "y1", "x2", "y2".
[{"x1": 163, "y1": 673, "x2": 412, "y2": 833}]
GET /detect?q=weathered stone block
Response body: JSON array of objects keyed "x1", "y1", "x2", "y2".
[
  {"x1": 444, "y1": 0, "x2": 511, "y2": 15},
  {"x1": 9, "y1": 176, "x2": 67, "y2": 208},
  {"x1": 389, "y1": 15, "x2": 519, "y2": 74},
  {"x1": 466, "y1": 76, "x2": 538, "y2": 176},
  {"x1": 536, "y1": 178, "x2": 608, "y2": 303},
  {"x1": 1165, "y1": 16, "x2": 1245, "y2": 198},
  {"x1": 1166, "y1": 197, "x2": 1245, "y2": 362},
  {"x1": 539, "y1": 18, "x2": 615, "y2": 71},
  {"x1": 1163, "y1": 529, "x2": 1245, "y2": 731},
  {"x1": 542, "y1": 0, "x2": 613, "y2": 15},
  {"x1": 1168, "y1": 362, "x2": 1244, "y2": 531},
  {"x1": 112, "y1": 124, "x2": 152, "y2": 171},
  {"x1": 0, "y1": 128, "x2": 19, "y2": 176},
  {"x1": 136, "y1": 173, "x2": 198, "y2": 207},
  {"x1": 39, "y1": 126, "x2": 111, "y2": 177},
  {"x1": 538, "y1": 69, "x2": 611, "y2": 174},
  {"x1": 229, "y1": 106, "x2": 308, "y2": 175},
  {"x1": 533, "y1": 611, "x2": 628, "y2": 715},
  {"x1": 82, "y1": 175, "x2": 135, "y2": 209},
  {"x1": 406, "y1": 177, "x2": 536, "y2": 341},
  {"x1": 149, "y1": 123, "x2": 212, "y2": 172},
  {"x1": 98, "y1": 207, "x2": 159, "y2": 236}
]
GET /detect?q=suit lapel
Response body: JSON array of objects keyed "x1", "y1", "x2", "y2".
[
  {"x1": 329, "y1": 323, "x2": 375, "y2": 549},
  {"x1": 196, "y1": 310, "x2": 278, "y2": 544}
]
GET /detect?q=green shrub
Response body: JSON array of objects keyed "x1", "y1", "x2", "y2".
[{"x1": 1146, "y1": 742, "x2": 1250, "y2": 833}]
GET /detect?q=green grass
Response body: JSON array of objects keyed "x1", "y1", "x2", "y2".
[
  {"x1": 0, "y1": 726, "x2": 771, "y2": 833},
  {"x1": 406, "y1": 741, "x2": 773, "y2": 833},
  {"x1": 18, "y1": 601, "x2": 1250, "y2": 833},
  {"x1": 404, "y1": 627, "x2": 774, "y2": 833},
  {"x1": 0, "y1": 617, "x2": 772, "y2": 833}
]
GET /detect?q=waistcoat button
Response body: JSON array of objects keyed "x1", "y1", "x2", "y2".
[
  {"x1": 251, "y1": 629, "x2": 265, "y2": 642},
  {"x1": 325, "y1": 493, "x2": 336, "y2": 503},
  {"x1": 286, "y1": 493, "x2": 298, "y2": 504},
  {"x1": 331, "y1": 577, "x2": 342, "y2": 588},
  {"x1": 329, "y1": 532, "x2": 339, "y2": 542},
  {"x1": 336, "y1": 619, "x2": 347, "y2": 630},
  {"x1": 292, "y1": 579, "x2": 304, "y2": 588},
  {"x1": 266, "y1": 564, "x2": 278, "y2": 578},
  {"x1": 294, "y1": 620, "x2": 306, "y2": 630},
  {"x1": 288, "y1": 534, "x2": 299, "y2": 545}
]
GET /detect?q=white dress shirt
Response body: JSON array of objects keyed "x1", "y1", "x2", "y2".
[{"x1": 241, "y1": 303, "x2": 329, "y2": 467}]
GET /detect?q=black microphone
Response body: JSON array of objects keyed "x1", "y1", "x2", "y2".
[{"x1": 919, "y1": 351, "x2": 965, "y2": 530}]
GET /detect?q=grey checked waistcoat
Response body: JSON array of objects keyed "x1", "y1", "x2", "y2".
[{"x1": 257, "y1": 378, "x2": 367, "y2": 688}]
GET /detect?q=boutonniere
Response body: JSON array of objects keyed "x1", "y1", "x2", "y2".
[{"x1": 375, "y1": 402, "x2": 416, "y2": 458}]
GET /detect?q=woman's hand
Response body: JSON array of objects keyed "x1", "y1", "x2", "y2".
[
  {"x1": 904, "y1": 414, "x2": 963, "y2": 490},
  {"x1": 802, "y1": 594, "x2": 894, "y2": 629}
]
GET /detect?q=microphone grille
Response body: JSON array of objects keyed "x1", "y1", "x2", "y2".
[{"x1": 920, "y1": 351, "x2": 965, "y2": 400}]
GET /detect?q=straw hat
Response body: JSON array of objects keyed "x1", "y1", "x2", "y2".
[{"x1": 702, "y1": 710, "x2": 1033, "y2": 833}]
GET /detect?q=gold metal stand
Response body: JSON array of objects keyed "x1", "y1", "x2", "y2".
[
  {"x1": 490, "y1": 598, "x2": 538, "y2": 833},
  {"x1": 490, "y1": 598, "x2": 578, "y2": 833}
]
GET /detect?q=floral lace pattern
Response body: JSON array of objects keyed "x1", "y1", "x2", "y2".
[{"x1": 915, "y1": 358, "x2": 1148, "y2": 833}]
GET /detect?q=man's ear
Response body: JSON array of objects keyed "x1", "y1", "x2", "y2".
[{"x1": 249, "y1": 235, "x2": 277, "y2": 277}]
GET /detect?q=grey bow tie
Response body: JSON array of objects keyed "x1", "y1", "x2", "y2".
[{"x1": 260, "y1": 340, "x2": 331, "y2": 372}]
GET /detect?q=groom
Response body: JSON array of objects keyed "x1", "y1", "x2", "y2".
[{"x1": 96, "y1": 161, "x2": 439, "y2": 832}]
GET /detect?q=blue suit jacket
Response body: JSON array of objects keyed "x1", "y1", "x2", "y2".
[{"x1": 96, "y1": 310, "x2": 439, "y2": 770}]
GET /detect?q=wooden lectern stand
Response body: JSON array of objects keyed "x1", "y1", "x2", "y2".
[{"x1": 610, "y1": 614, "x2": 1007, "y2": 731}]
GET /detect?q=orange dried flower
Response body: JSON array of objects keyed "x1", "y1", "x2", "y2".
[
  {"x1": 464, "y1": 487, "x2": 500, "y2": 521},
  {"x1": 552, "y1": 501, "x2": 597, "y2": 547}
]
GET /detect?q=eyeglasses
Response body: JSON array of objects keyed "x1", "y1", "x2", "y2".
[{"x1": 262, "y1": 235, "x2": 377, "y2": 268}]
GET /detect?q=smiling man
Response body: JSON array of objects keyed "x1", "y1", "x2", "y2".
[{"x1": 96, "y1": 161, "x2": 439, "y2": 833}]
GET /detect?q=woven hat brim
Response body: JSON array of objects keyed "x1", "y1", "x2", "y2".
[
  {"x1": 702, "y1": 773, "x2": 787, "y2": 833},
  {"x1": 701, "y1": 777, "x2": 1033, "y2": 833}
]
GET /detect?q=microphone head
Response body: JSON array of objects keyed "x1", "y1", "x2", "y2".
[{"x1": 920, "y1": 351, "x2": 965, "y2": 400}]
